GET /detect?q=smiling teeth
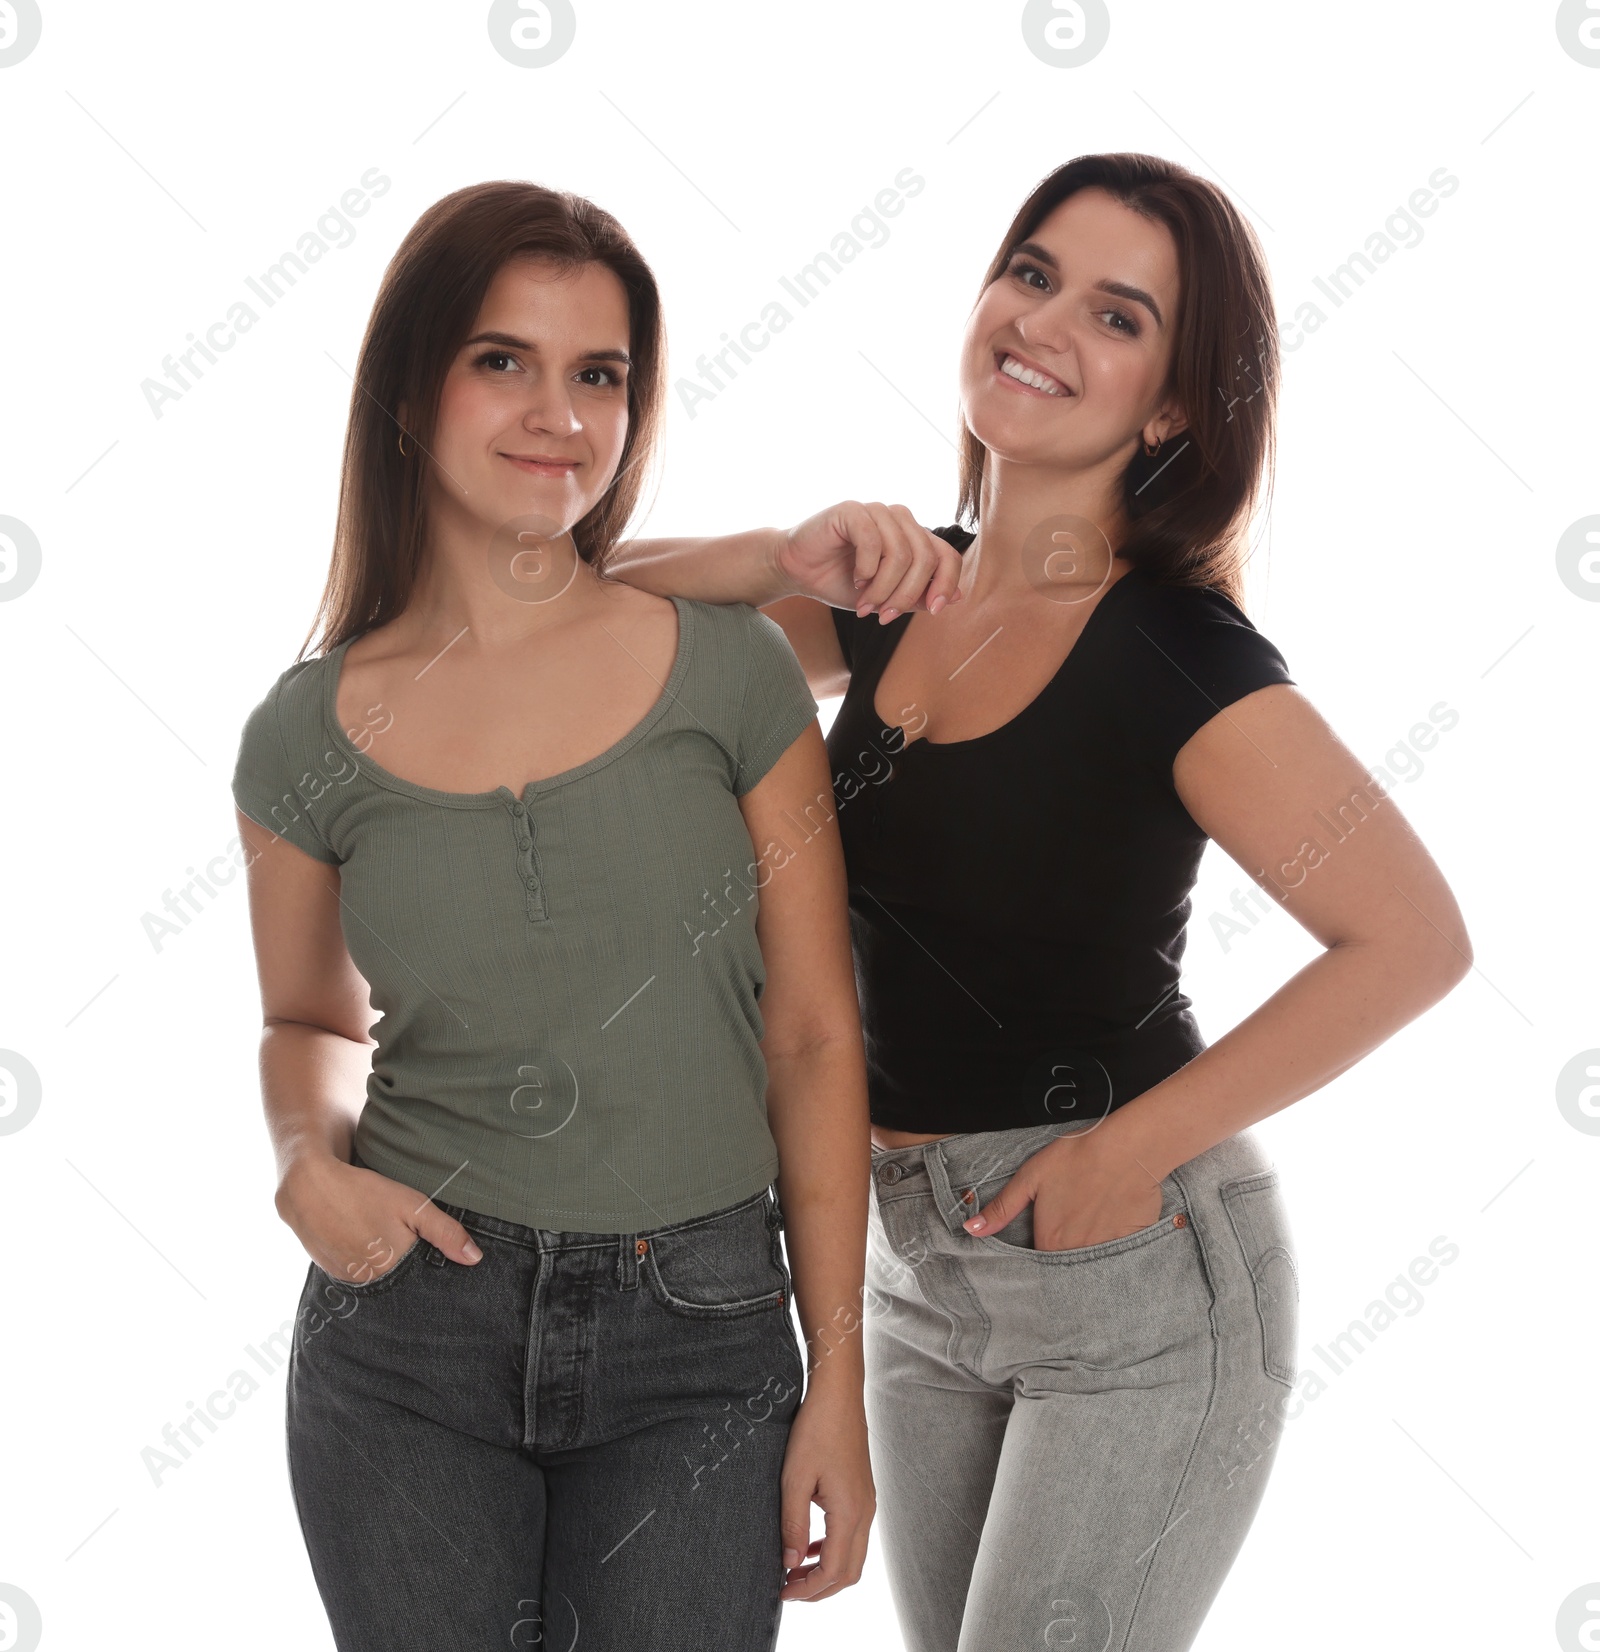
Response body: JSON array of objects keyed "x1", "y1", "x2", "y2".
[{"x1": 1001, "y1": 355, "x2": 1068, "y2": 396}]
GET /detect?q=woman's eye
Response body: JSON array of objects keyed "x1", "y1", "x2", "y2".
[
  {"x1": 576, "y1": 366, "x2": 624, "y2": 388},
  {"x1": 1101, "y1": 309, "x2": 1139, "y2": 336},
  {"x1": 1012, "y1": 259, "x2": 1050, "y2": 292},
  {"x1": 474, "y1": 350, "x2": 520, "y2": 372}
]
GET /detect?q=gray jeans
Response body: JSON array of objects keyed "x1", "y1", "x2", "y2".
[{"x1": 864, "y1": 1120, "x2": 1297, "y2": 1652}]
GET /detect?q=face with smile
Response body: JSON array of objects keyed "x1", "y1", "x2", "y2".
[
  {"x1": 959, "y1": 186, "x2": 1187, "y2": 483},
  {"x1": 424, "y1": 255, "x2": 633, "y2": 546}
]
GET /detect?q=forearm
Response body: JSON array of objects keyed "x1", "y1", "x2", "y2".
[
  {"x1": 1105, "y1": 935, "x2": 1468, "y2": 1181},
  {"x1": 764, "y1": 1034, "x2": 872, "y2": 1392},
  {"x1": 260, "y1": 1018, "x2": 374, "y2": 1196},
  {"x1": 606, "y1": 526, "x2": 792, "y2": 607}
]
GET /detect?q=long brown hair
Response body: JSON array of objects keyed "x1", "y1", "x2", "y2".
[
  {"x1": 303, "y1": 181, "x2": 666, "y2": 657},
  {"x1": 956, "y1": 153, "x2": 1276, "y2": 607}
]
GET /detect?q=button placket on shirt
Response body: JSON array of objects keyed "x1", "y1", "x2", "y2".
[{"x1": 503, "y1": 794, "x2": 549, "y2": 923}]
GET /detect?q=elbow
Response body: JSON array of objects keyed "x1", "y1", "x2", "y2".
[{"x1": 1412, "y1": 914, "x2": 1473, "y2": 1003}]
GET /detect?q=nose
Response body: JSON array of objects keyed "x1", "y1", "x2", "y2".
[
  {"x1": 1016, "y1": 308, "x2": 1074, "y2": 361},
  {"x1": 520, "y1": 377, "x2": 581, "y2": 440}
]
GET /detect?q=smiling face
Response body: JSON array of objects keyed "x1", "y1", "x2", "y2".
[
  {"x1": 959, "y1": 187, "x2": 1187, "y2": 483},
  {"x1": 425, "y1": 255, "x2": 633, "y2": 545}
]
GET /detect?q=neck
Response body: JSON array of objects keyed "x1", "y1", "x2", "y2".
[
  {"x1": 961, "y1": 452, "x2": 1131, "y2": 603},
  {"x1": 397, "y1": 492, "x2": 614, "y2": 652}
]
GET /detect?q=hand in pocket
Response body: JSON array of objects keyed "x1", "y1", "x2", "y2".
[
  {"x1": 961, "y1": 1126, "x2": 1167, "y2": 1253},
  {"x1": 276, "y1": 1155, "x2": 484, "y2": 1286}
]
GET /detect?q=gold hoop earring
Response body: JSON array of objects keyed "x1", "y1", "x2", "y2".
[{"x1": 397, "y1": 430, "x2": 412, "y2": 457}]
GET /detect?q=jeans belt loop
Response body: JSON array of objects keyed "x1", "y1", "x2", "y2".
[{"x1": 618, "y1": 1232, "x2": 641, "y2": 1291}]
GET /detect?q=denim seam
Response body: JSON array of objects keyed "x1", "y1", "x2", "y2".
[
  {"x1": 1219, "y1": 1171, "x2": 1296, "y2": 1387},
  {"x1": 522, "y1": 1249, "x2": 551, "y2": 1451},
  {"x1": 922, "y1": 1142, "x2": 996, "y2": 1377},
  {"x1": 558, "y1": 1303, "x2": 590, "y2": 1452},
  {"x1": 1120, "y1": 1156, "x2": 1224, "y2": 1650},
  {"x1": 871, "y1": 1184, "x2": 935, "y2": 1207}
]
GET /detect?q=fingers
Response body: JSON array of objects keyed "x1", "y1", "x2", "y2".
[
  {"x1": 962, "y1": 1166, "x2": 1036, "y2": 1236},
  {"x1": 781, "y1": 1522, "x2": 870, "y2": 1604},
  {"x1": 411, "y1": 1200, "x2": 483, "y2": 1265},
  {"x1": 849, "y1": 503, "x2": 966, "y2": 624},
  {"x1": 779, "y1": 1483, "x2": 814, "y2": 1574}
]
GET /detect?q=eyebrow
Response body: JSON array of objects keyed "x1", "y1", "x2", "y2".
[
  {"x1": 1009, "y1": 241, "x2": 1165, "y2": 330},
  {"x1": 462, "y1": 330, "x2": 632, "y2": 366}
]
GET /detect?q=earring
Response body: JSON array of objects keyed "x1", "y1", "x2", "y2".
[
  {"x1": 397, "y1": 430, "x2": 412, "y2": 457},
  {"x1": 1143, "y1": 435, "x2": 1162, "y2": 457}
]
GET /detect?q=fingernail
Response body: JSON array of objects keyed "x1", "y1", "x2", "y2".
[
  {"x1": 463, "y1": 1239, "x2": 482, "y2": 1262},
  {"x1": 852, "y1": 576, "x2": 868, "y2": 588},
  {"x1": 856, "y1": 603, "x2": 876, "y2": 617},
  {"x1": 880, "y1": 607, "x2": 900, "y2": 622},
  {"x1": 783, "y1": 1548, "x2": 800, "y2": 1567},
  {"x1": 964, "y1": 1217, "x2": 986, "y2": 1232},
  {"x1": 929, "y1": 595, "x2": 946, "y2": 614}
]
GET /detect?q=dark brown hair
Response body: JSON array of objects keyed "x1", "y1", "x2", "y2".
[
  {"x1": 956, "y1": 153, "x2": 1276, "y2": 607},
  {"x1": 304, "y1": 181, "x2": 666, "y2": 657}
]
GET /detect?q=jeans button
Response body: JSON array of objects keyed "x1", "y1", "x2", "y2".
[{"x1": 877, "y1": 1161, "x2": 904, "y2": 1185}]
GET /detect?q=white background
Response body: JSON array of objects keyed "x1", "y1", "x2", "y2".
[{"x1": 1, "y1": 2, "x2": 1596, "y2": 1648}]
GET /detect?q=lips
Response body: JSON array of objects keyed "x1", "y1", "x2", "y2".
[
  {"x1": 502, "y1": 454, "x2": 579, "y2": 475},
  {"x1": 996, "y1": 350, "x2": 1072, "y2": 397}
]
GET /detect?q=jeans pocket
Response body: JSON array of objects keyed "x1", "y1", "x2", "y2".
[
  {"x1": 642, "y1": 1190, "x2": 789, "y2": 1320},
  {"x1": 977, "y1": 1201, "x2": 1182, "y2": 1263},
  {"x1": 1220, "y1": 1170, "x2": 1298, "y2": 1385},
  {"x1": 312, "y1": 1234, "x2": 428, "y2": 1298}
]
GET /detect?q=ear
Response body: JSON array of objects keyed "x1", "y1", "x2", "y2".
[{"x1": 1151, "y1": 397, "x2": 1189, "y2": 444}]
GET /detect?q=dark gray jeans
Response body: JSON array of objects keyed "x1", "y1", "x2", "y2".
[
  {"x1": 286, "y1": 1168, "x2": 804, "y2": 1651},
  {"x1": 865, "y1": 1121, "x2": 1298, "y2": 1652}
]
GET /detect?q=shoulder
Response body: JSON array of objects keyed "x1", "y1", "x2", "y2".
[
  {"x1": 238, "y1": 652, "x2": 333, "y2": 744},
  {"x1": 1103, "y1": 569, "x2": 1289, "y2": 673},
  {"x1": 679, "y1": 597, "x2": 801, "y2": 673},
  {"x1": 241, "y1": 650, "x2": 328, "y2": 730},
  {"x1": 1106, "y1": 567, "x2": 1256, "y2": 628},
  {"x1": 1095, "y1": 571, "x2": 1294, "y2": 767}
]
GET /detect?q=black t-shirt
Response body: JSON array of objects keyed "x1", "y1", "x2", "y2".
[{"x1": 825, "y1": 524, "x2": 1295, "y2": 1132}]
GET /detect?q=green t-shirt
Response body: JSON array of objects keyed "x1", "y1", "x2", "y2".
[{"x1": 231, "y1": 597, "x2": 820, "y2": 1232}]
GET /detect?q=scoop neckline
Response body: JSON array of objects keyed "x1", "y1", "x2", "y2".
[
  {"x1": 320, "y1": 594, "x2": 696, "y2": 808},
  {"x1": 868, "y1": 559, "x2": 1143, "y2": 756}
]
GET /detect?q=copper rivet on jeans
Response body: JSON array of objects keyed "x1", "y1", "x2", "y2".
[
  {"x1": 636, "y1": 1239, "x2": 649, "y2": 1255},
  {"x1": 1173, "y1": 1212, "x2": 1187, "y2": 1228},
  {"x1": 961, "y1": 1190, "x2": 974, "y2": 1204}
]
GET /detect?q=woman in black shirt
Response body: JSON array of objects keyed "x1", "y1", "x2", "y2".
[{"x1": 612, "y1": 153, "x2": 1469, "y2": 1651}]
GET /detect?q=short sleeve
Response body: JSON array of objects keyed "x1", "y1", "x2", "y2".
[
  {"x1": 231, "y1": 676, "x2": 343, "y2": 864},
  {"x1": 732, "y1": 606, "x2": 820, "y2": 796},
  {"x1": 1120, "y1": 581, "x2": 1295, "y2": 773}
]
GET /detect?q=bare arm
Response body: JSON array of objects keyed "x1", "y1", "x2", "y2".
[
  {"x1": 607, "y1": 501, "x2": 966, "y2": 698},
  {"x1": 237, "y1": 809, "x2": 482, "y2": 1282},
  {"x1": 967, "y1": 685, "x2": 1472, "y2": 1249},
  {"x1": 737, "y1": 726, "x2": 875, "y2": 1602}
]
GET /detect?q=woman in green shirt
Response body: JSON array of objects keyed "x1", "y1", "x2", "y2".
[{"x1": 233, "y1": 181, "x2": 873, "y2": 1651}]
